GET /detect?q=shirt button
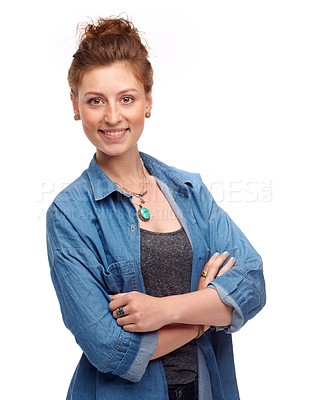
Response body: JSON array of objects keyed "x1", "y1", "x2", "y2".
[{"x1": 131, "y1": 225, "x2": 135, "y2": 232}]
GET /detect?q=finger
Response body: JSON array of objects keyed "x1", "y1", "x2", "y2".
[
  {"x1": 199, "y1": 252, "x2": 220, "y2": 283},
  {"x1": 109, "y1": 295, "x2": 127, "y2": 312},
  {"x1": 112, "y1": 303, "x2": 130, "y2": 319},
  {"x1": 204, "y1": 251, "x2": 230, "y2": 284},
  {"x1": 114, "y1": 311, "x2": 131, "y2": 324},
  {"x1": 217, "y1": 256, "x2": 236, "y2": 277},
  {"x1": 110, "y1": 293, "x2": 127, "y2": 300},
  {"x1": 202, "y1": 251, "x2": 230, "y2": 275},
  {"x1": 202, "y1": 252, "x2": 220, "y2": 271},
  {"x1": 123, "y1": 324, "x2": 137, "y2": 332},
  {"x1": 198, "y1": 252, "x2": 222, "y2": 289},
  {"x1": 122, "y1": 324, "x2": 140, "y2": 332}
]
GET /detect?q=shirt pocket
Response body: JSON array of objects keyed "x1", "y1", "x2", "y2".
[{"x1": 102, "y1": 260, "x2": 138, "y2": 294}]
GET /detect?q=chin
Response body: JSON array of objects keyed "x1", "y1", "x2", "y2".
[{"x1": 96, "y1": 144, "x2": 136, "y2": 159}]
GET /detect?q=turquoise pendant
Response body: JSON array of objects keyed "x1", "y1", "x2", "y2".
[{"x1": 138, "y1": 206, "x2": 150, "y2": 222}]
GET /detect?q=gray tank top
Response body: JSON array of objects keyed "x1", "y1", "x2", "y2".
[{"x1": 140, "y1": 227, "x2": 197, "y2": 385}]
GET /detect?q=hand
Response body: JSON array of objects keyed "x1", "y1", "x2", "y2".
[
  {"x1": 197, "y1": 251, "x2": 235, "y2": 291},
  {"x1": 109, "y1": 291, "x2": 167, "y2": 332}
]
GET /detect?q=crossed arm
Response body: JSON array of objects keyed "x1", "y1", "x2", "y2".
[{"x1": 109, "y1": 251, "x2": 235, "y2": 360}]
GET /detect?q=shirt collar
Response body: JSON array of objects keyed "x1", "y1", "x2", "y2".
[
  {"x1": 87, "y1": 155, "x2": 122, "y2": 201},
  {"x1": 140, "y1": 152, "x2": 194, "y2": 197},
  {"x1": 87, "y1": 152, "x2": 194, "y2": 201}
]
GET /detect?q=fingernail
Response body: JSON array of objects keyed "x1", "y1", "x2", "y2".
[
  {"x1": 223, "y1": 251, "x2": 228, "y2": 255},
  {"x1": 230, "y1": 257, "x2": 235, "y2": 262},
  {"x1": 214, "y1": 252, "x2": 220, "y2": 256}
]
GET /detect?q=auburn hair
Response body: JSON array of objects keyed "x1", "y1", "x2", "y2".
[{"x1": 68, "y1": 16, "x2": 153, "y2": 96}]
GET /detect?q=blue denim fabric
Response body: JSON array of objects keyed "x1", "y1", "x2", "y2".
[{"x1": 46, "y1": 152, "x2": 266, "y2": 400}]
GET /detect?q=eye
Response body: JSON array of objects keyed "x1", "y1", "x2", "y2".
[
  {"x1": 121, "y1": 96, "x2": 134, "y2": 104},
  {"x1": 89, "y1": 98, "x2": 103, "y2": 105}
]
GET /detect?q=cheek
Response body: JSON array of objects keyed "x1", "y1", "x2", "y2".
[
  {"x1": 80, "y1": 109, "x2": 99, "y2": 129},
  {"x1": 131, "y1": 116, "x2": 145, "y2": 135},
  {"x1": 80, "y1": 113, "x2": 99, "y2": 141},
  {"x1": 130, "y1": 106, "x2": 146, "y2": 128},
  {"x1": 81, "y1": 118, "x2": 92, "y2": 135}
]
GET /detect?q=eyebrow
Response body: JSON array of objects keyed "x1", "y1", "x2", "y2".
[{"x1": 84, "y1": 88, "x2": 139, "y2": 97}]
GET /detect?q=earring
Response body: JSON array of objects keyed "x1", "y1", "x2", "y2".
[
  {"x1": 74, "y1": 114, "x2": 80, "y2": 121},
  {"x1": 145, "y1": 112, "x2": 151, "y2": 118}
]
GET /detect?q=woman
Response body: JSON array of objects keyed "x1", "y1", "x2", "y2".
[{"x1": 46, "y1": 16, "x2": 266, "y2": 400}]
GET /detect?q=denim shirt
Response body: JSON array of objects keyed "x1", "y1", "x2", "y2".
[{"x1": 46, "y1": 152, "x2": 266, "y2": 400}]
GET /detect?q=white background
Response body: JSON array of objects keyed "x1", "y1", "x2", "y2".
[{"x1": 1, "y1": 0, "x2": 308, "y2": 398}]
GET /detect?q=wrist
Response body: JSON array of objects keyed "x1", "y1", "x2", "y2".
[
  {"x1": 163, "y1": 292, "x2": 204, "y2": 325},
  {"x1": 162, "y1": 295, "x2": 180, "y2": 325}
]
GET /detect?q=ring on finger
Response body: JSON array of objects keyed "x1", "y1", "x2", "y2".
[
  {"x1": 116, "y1": 306, "x2": 126, "y2": 318},
  {"x1": 201, "y1": 270, "x2": 208, "y2": 278}
]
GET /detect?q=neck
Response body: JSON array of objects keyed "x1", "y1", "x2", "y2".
[{"x1": 95, "y1": 147, "x2": 146, "y2": 189}]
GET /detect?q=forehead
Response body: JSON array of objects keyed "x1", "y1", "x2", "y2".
[{"x1": 78, "y1": 62, "x2": 144, "y2": 95}]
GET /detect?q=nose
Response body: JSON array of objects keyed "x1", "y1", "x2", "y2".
[{"x1": 104, "y1": 103, "x2": 122, "y2": 125}]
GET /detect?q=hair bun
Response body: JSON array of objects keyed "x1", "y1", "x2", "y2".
[
  {"x1": 80, "y1": 17, "x2": 139, "y2": 41},
  {"x1": 68, "y1": 16, "x2": 153, "y2": 96}
]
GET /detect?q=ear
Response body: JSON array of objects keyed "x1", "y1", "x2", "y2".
[
  {"x1": 70, "y1": 91, "x2": 80, "y2": 116},
  {"x1": 145, "y1": 91, "x2": 153, "y2": 113}
]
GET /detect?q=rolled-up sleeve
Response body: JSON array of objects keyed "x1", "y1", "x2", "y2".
[
  {"x1": 194, "y1": 175, "x2": 266, "y2": 333},
  {"x1": 46, "y1": 204, "x2": 158, "y2": 382}
]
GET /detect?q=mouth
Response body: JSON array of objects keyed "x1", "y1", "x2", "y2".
[{"x1": 99, "y1": 128, "x2": 129, "y2": 138}]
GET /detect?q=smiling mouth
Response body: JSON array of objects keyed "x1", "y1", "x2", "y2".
[{"x1": 99, "y1": 128, "x2": 129, "y2": 137}]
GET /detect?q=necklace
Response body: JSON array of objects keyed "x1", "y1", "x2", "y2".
[{"x1": 115, "y1": 159, "x2": 151, "y2": 222}]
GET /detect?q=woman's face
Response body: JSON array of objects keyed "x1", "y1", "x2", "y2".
[{"x1": 72, "y1": 62, "x2": 152, "y2": 159}]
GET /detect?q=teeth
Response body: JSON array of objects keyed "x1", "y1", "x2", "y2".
[{"x1": 102, "y1": 129, "x2": 127, "y2": 137}]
